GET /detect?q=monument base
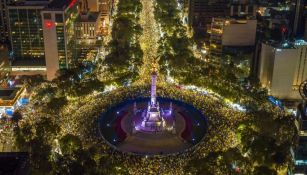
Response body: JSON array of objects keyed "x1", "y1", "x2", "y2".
[
  {"x1": 139, "y1": 105, "x2": 165, "y2": 132},
  {"x1": 141, "y1": 120, "x2": 164, "y2": 132}
]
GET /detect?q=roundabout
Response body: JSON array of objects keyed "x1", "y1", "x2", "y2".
[
  {"x1": 98, "y1": 97, "x2": 208, "y2": 155},
  {"x1": 43, "y1": 67, "x2": 257, "y2": 174},
  {"x1": 99, "y1": 71, "x2": 207, "y2": 155},
  {"x1": 17, "y1": 76, "x2": 294, "y2": 174}
]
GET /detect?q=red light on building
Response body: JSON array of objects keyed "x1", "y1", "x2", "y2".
[
  {"x1": 68, "y1": 0, "x2": 77, "y2": 8},
  {"x1": 281, "y1": 26, "x2": 288, "y2": 34},
  {"x1": 45, "y1": 21, "x2": 55, "y2": 29}
]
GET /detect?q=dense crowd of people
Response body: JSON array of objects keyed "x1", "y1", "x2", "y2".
[
  {"x1": 2, "y1": 74, "x2": 292, "y2": 174},
  {"x1": 0, "y1": 0, "x2": 296, "y2": 174},
  {"x1": 31, "y1": 83, "x2": 251, "y2": 174}
]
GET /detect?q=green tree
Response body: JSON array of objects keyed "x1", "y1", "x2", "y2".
[{"x1": 59, "y1": 134, "x2": 82, "y2": 155}]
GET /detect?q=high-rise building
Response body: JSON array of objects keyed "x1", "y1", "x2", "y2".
[
  {"x1": 229, "y1": 2, "x2": 257, "y2": 17},
  {"x1": 209, "y1": 17, "x2": 257, "y2": 56},
  {"x1": 294, "y1": 101, "x2": 307, "y2": 174},
  {"x1": 98, "y1": 0, "x2": 111, "y2": 35},
  {"x1": 84, "y1": 0, "x2": 111, "y2": 13},
  {"x1": 188, "y1": 0, "x2": 229, "y2": 42},
  {"x1": 1, "y1": 0, "x2": 46, "y2": 45},
  {"x1": 7, "y1": 0, "x2": 49, "y2": 64},
  {"x1": 252, "y1": 4, "x2": 294, "y2": 79},
  {"x1": 0, "y1": 46, "x2": 9, "y2": 80},
  {"x1": 74, "y1": 0, "x2": 101, "y2": 63},
  {"x1": 258, "y1": 40, "x2": 307, "y2": 100},
  {"x1": 293, "y1": 0, "x2": 307, "y2": 38},
  {"x1": 6, "y1": 0, "x2": 51, "y2": 77},
  {"x1": 41, "y1": 0, "x2": 79, "y2": 80},
  {"x1": 187, "y1": 0, "x2": 258, "y2": 44},
  {"x1": 99, "y1": 0, "x2": 111, "y2": 14},
  {"x1": 75, "y1": 0, "x2": 101, "y2": 46},
  {"x1": 209, "y1": 18, "x2": 223, "y2": 56},
  {"x1": 0, "y1": 0, "x2": 10, "y2": 45}
]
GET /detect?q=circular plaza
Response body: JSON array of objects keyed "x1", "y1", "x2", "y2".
[{"x1": 98, "y1": 98, "x2": 208, "y2": 155}]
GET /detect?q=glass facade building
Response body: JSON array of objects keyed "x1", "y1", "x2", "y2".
[
  {"x1": 0, "y1": 0, "x2": 9, "y2": 44},
  {"x1": 8, "y1": 6, "x2": 45, "y2": 60}
]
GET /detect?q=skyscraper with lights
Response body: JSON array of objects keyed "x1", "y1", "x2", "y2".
[
  {"x1": 293, "y1": 0, "x2": 307, "y2": 38},
  {"x1": 41, "y1": 0, "x2": 79, "y2": 80},
  {"x1": 0, "y1": 0, "x2": 10, "y2": 45},
  {"x1": 258, "y1": 40, "x2": 307, "y2": 100},
  {"x1": 7, "y1": 0, "x2": 49, "y2": 65}
]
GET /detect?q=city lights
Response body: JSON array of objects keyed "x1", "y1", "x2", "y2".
[{"x1": 0, "y1": 0, "x2": 304, "y2": 174}]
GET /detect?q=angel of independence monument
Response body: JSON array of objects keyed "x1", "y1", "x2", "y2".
[{"x1": 99, "y1": 62, "x2": 208, "y2": 154}]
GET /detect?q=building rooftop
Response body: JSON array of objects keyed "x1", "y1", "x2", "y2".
[
  {"x1": 0, "y1": 87, "x2": 26, "y2": 107},
  {"x1": 264, "y1": 39, "x2": 307, "y2": 49},
  {"x1": 0, "y1": 89, "x2": 15, "y2": 97},
  {"x1": 76, "y1": 12, "x2": 100, "y2": 22},
  {"x1": 47, "y1": 0, "x2": 77, "y2": 10},
  {"x1": 0, "y1": 88, "x2": 20, "y2": 101}
]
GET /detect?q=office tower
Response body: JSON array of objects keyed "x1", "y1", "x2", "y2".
[
  {"x1": 187, "y1": 0, "x2": 260, "y2": 45},
  {"x1": 209, "y1": 18, "x2": 223, "y2": 56},
  {"x1": 7, "y1": 0, "x2": 49, "y2": 64},
  {"x1": 0, "y1": 0, "x2": 9, "y2": 44},
  {"x1": 75, "y1": 0, "x2": 101, "y2": 46},
  {"x1": 258, "y1": 40, "x2": 307, "y2": 99},
  {"x1": 99, "y1": 0, "x2": 111, "y2": 35},
  {"x1": 99, "y1": 0, "x2": 111, "y2": 14},
  {"x1": 41, "y1": 0, "x2": 79, "y2": 80},
  {"x1": 209, "y1": 17, "x2": 257, "y2": 56},
  {"x1": 0, "y1": 46, "x2": 9, "y2": 80},
  {"x1": 293, "y1": 0, "x2": 307, "y2": 38},
  {"x1": 188, "y1": 0, "x2": 229, "y2": 43},
  {"x1": 229, "y1": 0, "x2": 257, "y2": 17}
]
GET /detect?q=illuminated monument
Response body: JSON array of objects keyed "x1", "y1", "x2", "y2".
[
  {"x1": 139, "y1": 69, "x2": 165, "y2": 132},
  {"x1": 99, "y1": 64, "x2": 208, "y2": 154}
]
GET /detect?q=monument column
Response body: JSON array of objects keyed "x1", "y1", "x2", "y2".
[{"x1": 151, "y1": 72, "x2": 157, "y2": 106}]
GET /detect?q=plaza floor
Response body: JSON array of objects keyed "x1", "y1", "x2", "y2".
[
  {"x1": 119, "y1": 109, "x2": 190, "y2": 154},
  {"x1": 99, "y1": 98, "x2": 208, "y2": 155}
]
